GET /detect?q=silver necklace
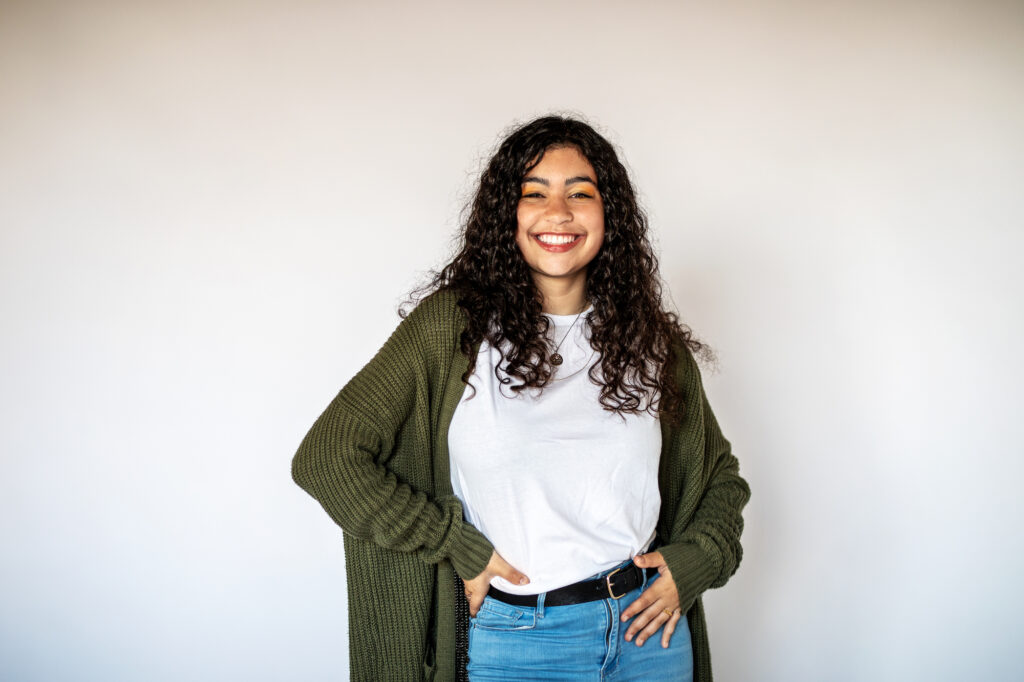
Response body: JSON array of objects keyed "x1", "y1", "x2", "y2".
[{"x1": 549, "y1": 306, "x2": 588, "y2": 366}]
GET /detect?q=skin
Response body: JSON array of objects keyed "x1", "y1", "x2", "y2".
[
  {"x1": 462, "y1": 145, "x2": 682, "y2": 647},
  {"x1": 623, "y1": 551, "x2": 682, "y2": 648},
  {"x1": 514, "y1": 145, "x2": 604, "y2": 315},
  {"x1": 462, "y1": 551, "x2": 529, "y2": 618}
]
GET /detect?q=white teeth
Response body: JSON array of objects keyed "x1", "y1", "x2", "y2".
[{"x1": 536, "y1": 234, "x2": 578, "y2": 245}]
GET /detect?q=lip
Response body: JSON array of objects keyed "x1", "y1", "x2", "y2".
[{"x1": 532, "y1": 233, "x2": 583, "y2": 253}]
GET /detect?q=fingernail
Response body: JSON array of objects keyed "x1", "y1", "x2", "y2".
[
  {"x1": 519, "y1": 577, "x2": 528, "y2": 585},
  {"x1": 637, "y1": 639, "x2": 645, "y2": 647}
]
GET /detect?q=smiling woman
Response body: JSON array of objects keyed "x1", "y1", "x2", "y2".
[{"x1": 292, "y1": 115, "x2": 750, "y2": 682}]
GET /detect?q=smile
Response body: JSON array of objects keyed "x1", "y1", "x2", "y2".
[
  {"x1": 536, "y1": 233, "x2": 580, "y2": 245},
  {"x1": 533, "y1": 233, "x2": 583, "y2": 252}
]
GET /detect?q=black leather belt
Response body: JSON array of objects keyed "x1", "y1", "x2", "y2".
[{"x1": 486, "y1": 563, "x2": 656, "y2": 608}]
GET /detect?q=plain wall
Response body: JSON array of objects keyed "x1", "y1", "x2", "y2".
[{"x1": 2, "y1": 1, "x2": 1022, "y2": 680}]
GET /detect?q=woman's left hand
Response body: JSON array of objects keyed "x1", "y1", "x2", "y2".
[{"x1": 620, "y1": 550, "x2": 682, "y2": 648}]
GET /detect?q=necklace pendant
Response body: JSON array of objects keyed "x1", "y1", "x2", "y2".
[{"x1": 550, "y1": 353, "x2": 563, "y2": 366}]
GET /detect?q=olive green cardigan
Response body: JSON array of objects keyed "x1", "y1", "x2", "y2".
[{"x1": 292, "y1": 289, "x2": 750, "y2": 681}]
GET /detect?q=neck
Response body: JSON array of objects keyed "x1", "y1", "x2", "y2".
[{"x1": 534, "y1": 273, "x2": 589, "y2": 315}]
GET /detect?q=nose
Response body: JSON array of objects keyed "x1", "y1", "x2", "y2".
[{"x1": 544, "y1": 195, "x2": 572, "y2": 224}]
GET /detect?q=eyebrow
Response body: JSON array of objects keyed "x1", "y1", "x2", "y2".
[{"x1": 521, "y1": 175, "x2": 598, "y2": 187}]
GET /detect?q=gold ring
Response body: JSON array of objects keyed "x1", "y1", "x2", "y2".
[{"x1": 663, "y1": 608, "x2": 673, "y2": 617}]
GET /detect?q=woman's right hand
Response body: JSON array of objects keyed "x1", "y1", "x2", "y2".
[{"x1": 462, "y1": 551, "x2": 529, "y2": 617}]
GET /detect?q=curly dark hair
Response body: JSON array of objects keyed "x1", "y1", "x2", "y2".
[{"x1": 406, "y1": 114, "x2": 705, "y2": 421}]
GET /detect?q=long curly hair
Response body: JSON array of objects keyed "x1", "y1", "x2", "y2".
[{"x1": 406, "y1": 115, "x2": 705, "y2": 422}]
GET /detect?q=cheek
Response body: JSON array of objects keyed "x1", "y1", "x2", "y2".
[
  {"x1": 514, "y1": 221, "x2": 528, "y2": 247},
  {"x1": 515, "y1": 207, "x2": 533, "y2": 245},
  {"x1": 516, "y1": 203, "x2": 534, "y2": 230},
  {"x1": 514, "y1": 226, "x2": 530, "y2": 259},
  {"x1": 514, "y1": 234, "x2": 527, "y2": 259}
]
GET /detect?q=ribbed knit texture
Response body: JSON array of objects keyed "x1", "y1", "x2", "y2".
[{"x1": 292, "y1": 289, "x2": 750, "y2": 682}]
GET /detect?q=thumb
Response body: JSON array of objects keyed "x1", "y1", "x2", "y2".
[
  {"x1": 633, "y1": 550, "x2": 666, "y2": 568},
  {"x1": 491, "y1": 553, "x2": 530, "y2": 586}
]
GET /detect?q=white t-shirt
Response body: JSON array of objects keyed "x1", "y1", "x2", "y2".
[{"x1": 448, "y1": 308, "x2": 662, "y2": 594}]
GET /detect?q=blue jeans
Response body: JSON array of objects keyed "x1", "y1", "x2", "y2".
[{"x1": 467, "y1": 561, "x2": 693, "y2": 681}]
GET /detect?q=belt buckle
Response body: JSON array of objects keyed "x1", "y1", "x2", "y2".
[{"x1": 605, "y1": 566, "x2": 627, "y2": 600}]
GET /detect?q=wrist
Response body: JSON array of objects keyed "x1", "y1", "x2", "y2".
[
  {"x1": 449, "y1": 523, "x2": 494, "y2": 580},
  {"x1": 657, "y1": 541, "x2": 718, "y2": 611}
]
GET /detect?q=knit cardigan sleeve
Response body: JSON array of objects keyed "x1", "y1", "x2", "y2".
[
  {"x1": 658, "y1": 345, "x2": 751, "y2": 613},
  {"x1": 291, "y1": 294, "x2": 494, "y2": 581}
]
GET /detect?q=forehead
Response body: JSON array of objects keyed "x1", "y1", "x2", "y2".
[{"x1": 522, "y1": 146, "x2": 596, "y2": 179}]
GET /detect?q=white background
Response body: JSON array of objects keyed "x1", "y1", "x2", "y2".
[{"x1": 2, "y1": 1, "x2": 1022, "y2": 680}]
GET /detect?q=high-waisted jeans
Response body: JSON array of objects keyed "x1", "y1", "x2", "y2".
[{"x1": 467, "y1": 560, "x2": 694, "y2": 681}]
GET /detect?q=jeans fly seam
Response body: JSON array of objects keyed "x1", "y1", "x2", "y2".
[{"x1": 601, "y1": 597, "x2": 619, "y2": 677}]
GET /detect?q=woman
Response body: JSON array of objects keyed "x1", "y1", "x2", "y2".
[{"x1": 292, "y1": 115, "x2": 749, "y2": 681}]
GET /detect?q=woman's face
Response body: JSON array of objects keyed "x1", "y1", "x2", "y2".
[{"x1": 515, "y1": 146, "x2": 605, "y2": 295}]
